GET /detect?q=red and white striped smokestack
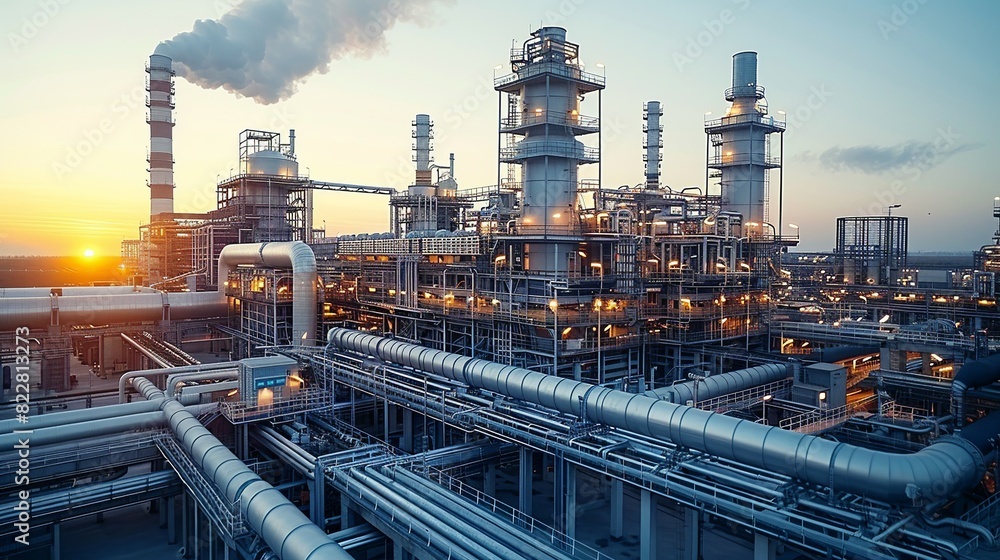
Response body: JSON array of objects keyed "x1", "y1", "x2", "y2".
[{"x1": 146, "y1": 54, "x2": 175, "y2": 219}]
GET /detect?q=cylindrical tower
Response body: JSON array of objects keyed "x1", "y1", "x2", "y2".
[
  {"x1": 408, "y1": 114, "x2": 437, "y2": 231},
  {"x1": 146, "y1": 54, "x2": 175, "y2": 220},
  {"x1": 496, "y1": 27, "x2": 603, "y2": 272},
  {"x1": 643, "y1": 101, "x2": 663, "y2": 189},
  {"x1": 705, "y1": 51, "x2": 784, "y2": 227}
]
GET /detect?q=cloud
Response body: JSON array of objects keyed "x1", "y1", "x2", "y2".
[{"x1": 798, "y1": 139, "x2": 980, "y2": 175}]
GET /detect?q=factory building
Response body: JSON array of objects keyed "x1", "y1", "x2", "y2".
[{"x1": 3, "y1": 27, "x2": 1000, "y2": 560}]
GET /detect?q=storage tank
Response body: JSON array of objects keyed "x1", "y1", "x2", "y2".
[{"x1": 246, "y1": 149, "x2": 299, "y2": 177}]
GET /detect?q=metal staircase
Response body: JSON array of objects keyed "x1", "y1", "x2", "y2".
[{"x1": 154, "y1": 432, "x2": 248, "y2": 546}]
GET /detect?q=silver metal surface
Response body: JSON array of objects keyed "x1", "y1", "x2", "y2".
[
  {"x1": 645, "y1": 363, "x2": 788, "y2": 403},
  {"x1": 328, "y1": 328, "x2": 986, "y2": 503}
]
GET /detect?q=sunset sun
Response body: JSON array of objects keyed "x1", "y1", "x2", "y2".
[{"x1": 83, "y1": 248, "x2": 95, "y2": 258}]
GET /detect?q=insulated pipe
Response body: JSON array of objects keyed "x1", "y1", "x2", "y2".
[
  {"x1": 645, "y1": 363, "x2": 788, "y2": 403},
  {"x1": 0, "y1": 290, "x2": 227, "y2": 331},
  {"x1": 158, "y1": 397, "x2": 349, "y2": 560},
  {"x1": 952, "y1": 353, "x2": 1000, "y2": 430},
  {"x1": 132, "y1": 376, "x2": 166, "y2": 401},
  {"x1": 165, "y1": 370, "x2": 238, "y2": 397},
  {"x1": 177, "y1": 381, "x2": 238, "y2": 407},
  {"x1": 336, "y1": 472, "x2": 475, "y2": 559},
  {"x1": 1, "y1": 241, "x2": 316, "y2": 337},
  {"x1": 0, "y1": 411, "x2": 165, "y2": 449},
  {"x1": 252, "y1": 432, "x2": 314, "y2": 478},
  {"x1": 393, "y1": 468, "x2": 579, "y2": 560},
  {"x1": 471, "y1": 408, "x2": 897, "y2": 560},
  {"x1": 255, "y1": 426, "x2": 317, "y2": 475},
  {"x1": 328, "y1": 328, "x2": 986, "y2": 504},
  {"x1": 120, "y1": 333, "x2": 174, "y2": 368},
  {"x1": 0, "y1": 470, "x2": 179, "y2": 526},
  {"x1": 956, "y1": 408, "x2": 1000, "y2": 455},
  {"x1": 920, "y1": 513, "x2": 996, "y2": 548},
  {"x1": 217, "y1": 241, "x2": 317, "y2": 345},
  {"x1": 0, "y1": 431, "x2": 159, "y2": 463},
  {"x1": 0, "y1": 399, "x2": 162, "y2": 433},
  {"x1": 349, "y1": 467, "x2": 506, "y2": 560},
  {"x1": 119, "y1": 363, "x2": 236, "y2": 403}
]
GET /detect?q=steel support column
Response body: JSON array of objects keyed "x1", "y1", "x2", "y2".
[
  {"x1": 641, "y1": 489, "x2": 658, "y2": 560},
  {"x1": 685, "y1": 506, "x2": 700, "y2": 560},
  {"x1": 754, "y1": 532, "x2": 776, "y2": 560},
  {"x1": 610, "y1": 478, "x2": 623, "y2": 539},
  {"x1": 519, "y1": 447, "x2": 533, "y2": 517}
]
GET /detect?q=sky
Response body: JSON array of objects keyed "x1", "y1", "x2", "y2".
[{"x1": 1, "y1": 0, "x2": 998, "y2": 257}]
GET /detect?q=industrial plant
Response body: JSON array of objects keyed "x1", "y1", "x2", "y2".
[{"x1": 4, "y1": 26, "x2": 1000, "y2": 560}]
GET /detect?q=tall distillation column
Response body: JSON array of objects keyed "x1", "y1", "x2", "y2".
[
  {"x1": 147, "y1": 54, "x2": 175, "y2": 220},
  {"x1": 643, "y1": 101, "x2": 663, "y2": 189},
  {"x1": 495, "y1": 27, "x2": 604, "y2": 272},
  {"x1": 408, "y1": 114, "x2": 437, "y2": 232},
  {"x1": 705, "y1": 52, "x2": 784, "y2": 226}
]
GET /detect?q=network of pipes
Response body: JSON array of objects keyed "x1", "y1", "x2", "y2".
[{"x1": 4, "y1": 24, "x2": 1000, "y2": 560}]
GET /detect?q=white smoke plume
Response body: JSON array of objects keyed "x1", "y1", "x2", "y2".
[{"x1": 155, "y1": 0, "x2": 447, "y2": 104}]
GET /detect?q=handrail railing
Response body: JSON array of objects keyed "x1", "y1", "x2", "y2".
[
  {"x1": 422, "y1": 467, "x2": 614, "y2": 559},
  {"x1": 154, "y1": 431, "x2": 246, "y2": 539},
  {"x1": 698, "y1": 378, "x2": 792, "y2": 413},
  {"x1": 220, "y1": 387, "x2": 329, "y2": 424},
  {"x1": 779, "y1": 395, "x2": 880, "y2": 433},
  {"x1": 495, "y1": 61, "x2": 605, "y2": 88}
]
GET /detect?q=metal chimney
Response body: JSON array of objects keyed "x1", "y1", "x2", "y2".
[
  {"x1": 146, "y1": 54, "x2": 175, "y2": 219},
  {"x1": 643, "y1": 101, "x2": 663, "y2": 189}
]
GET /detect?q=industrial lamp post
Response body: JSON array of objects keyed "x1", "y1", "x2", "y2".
[{"x1": 762, "y1": 394, "x2": 773, "y2": 425}]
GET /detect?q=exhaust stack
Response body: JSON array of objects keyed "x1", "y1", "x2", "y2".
[{"x1": 147, "y1": 54, "x2": 175, "y2": 219}]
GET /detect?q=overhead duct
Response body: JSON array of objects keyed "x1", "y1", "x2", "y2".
[
  {"x1": 129, "y1": 375, "x2": 349, "y2": 559},
  {"x1": 0, "y1": 399, "x2": 162, "y2": 433},
  {"x1": 327, "y1": 328, "x2": 987, "y2": 504},
  {"x1": 0, "y1": 242, "x2": 317, "y2": 348},
  {"x1": 218, "y1": 241, "x2": 318, "y2": 345},
  {"x1": 0, "y1": 411, "x2": 165, "y2": 449},
  {"x1": 120, "y1": 363, "x2": 237, "y2": 403},
  {"x1": 0, "y1": 290, "x2": 225, "y2": 331},
  {"x1": 158, "y1": 396, "x2": 349, "y2": 559},
  {"x1": 952, "y1": 353, "x2": 1000, "y2": 431},
  {"x1": 165, "y1": 370, "x2": 239, "y2": 397},
  {"x1": 645, "y1": 363, "x2": 788, "y2": 403}
]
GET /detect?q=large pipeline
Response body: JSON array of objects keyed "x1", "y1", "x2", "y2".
[
  {"x1": 327, "y1": 328, "x2": 986, "y2": 504},
  {"x1": 217, "y1": 241, "x2": 317, "y2": 345},
  {"x1": 0, "y1": 241, "x2": 316, "y2": 347},
  {"x1": 156, "y1": 391, "x2": 349, "y2": 559},
  {"x1": 0, "y1": 410, "x2": 166, "y2": 449},
  {"x1": 0, "y1": 290, "x2": 226, "y2": 331},
  {"x1": 0, "y1": 399, "x2": 162, "y2": 433},
  {"x1": 165, "y1": 370, "x2": 238, "y2": 397},
  {"x1": 2, "y1": 366, "x2": 345, "y2": 560},
  {"x1": 645, "y1": 363, "x2": 788, "y2": 403},
  {"x1": 120, "y1": 363, "x2": 237, "y2": 403},
  {"x1": 952, "y1": 353, "x2": 1000, "y2": 430}
]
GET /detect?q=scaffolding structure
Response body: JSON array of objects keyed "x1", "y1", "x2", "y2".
[{"x1": 836, "y1": 216, "x2": 909, "y2": 285}]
